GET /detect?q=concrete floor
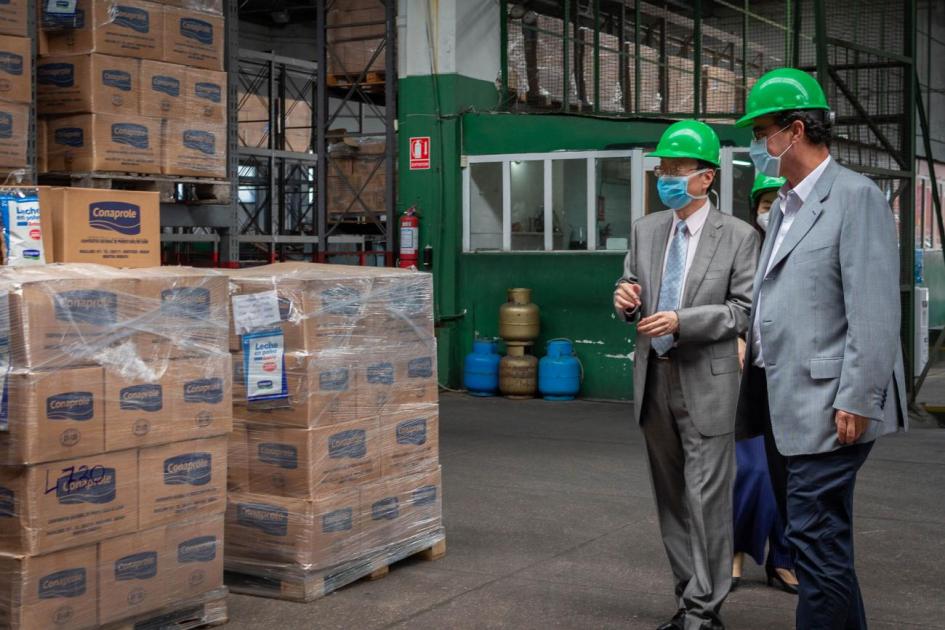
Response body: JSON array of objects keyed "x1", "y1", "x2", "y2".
[{"x1": 225, "y1": 392, "x2": 945, "y2": 630}]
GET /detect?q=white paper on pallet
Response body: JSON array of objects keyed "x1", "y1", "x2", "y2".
[{"x1": 232, "y1": 291, "x2": 281, "y2": 336}]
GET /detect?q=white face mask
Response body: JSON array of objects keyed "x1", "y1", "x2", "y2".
[
  {"x1": 756, "y1": 212, "x2": 770, "y2": 232},
  {"x1": 749, "y1": 125, "x2": 795, "y2": 177}
]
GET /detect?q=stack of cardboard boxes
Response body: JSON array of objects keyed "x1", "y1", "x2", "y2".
[
  {"x1": 327, "y1": 137, "x2": 388, "y2": 221},
  {"x1": 0, "y1": 1, "x2": 32, "y2": 172},
  {"x1": 38, "y1": 0, "x2": 227, "y2": 178},
  {"x1": 224, "y1": 263, "x2": 444, "y2": 600},
  {"x1": 326, "y1": 0, "x2": 386, "y2": 78},
  {"x1": 0, "y1": 264, "x2": 232, "y2": 627}
]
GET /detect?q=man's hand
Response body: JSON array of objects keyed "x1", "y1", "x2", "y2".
[
  {"x1": 637, "y1": 311, "x2": 679, "y2": 337},
  {"x1": 614, "y1": 282, "x2": 642, "y2": 312},
  {"x1": 737, "y1": 338, "x2": 747, "y2": 371},
  {"x1": 835, "y1": 409, "x2": 871, "y2": 445}
]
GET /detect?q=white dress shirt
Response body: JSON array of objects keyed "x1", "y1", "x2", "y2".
[
  {"x1": 662, "y1": 200, "x2": 711, "y2": 287},
  {"x1": 752, "y1": 156, "x2": 832, "y2": 368}
]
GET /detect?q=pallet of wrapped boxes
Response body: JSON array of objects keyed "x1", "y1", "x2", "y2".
[
  {"x1": 223, "y1": 263, "x2": 445, "y2": 602},
  {"x1": 0, "y1": 264, "x2": 232, "y2": 629}
]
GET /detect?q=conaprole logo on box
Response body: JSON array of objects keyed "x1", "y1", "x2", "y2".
[
  {"x1": 0, "y1": 111, "x2": 12, "y2": 139},
  {"x1": 319, "y1": 368, "x2": 349, "y2": 392},
  {"x1": 163, "y1": 453, "x2": 212, "y2": 486},
  {"x1": 180, "y1": 17, "x2": 213, "y2": 45},
  {"x1": 183, "y1": 377, "x2": 223, "y2": 404},
  {"x1": 412, "y1": 484, "x2": 438, "y2": 506},
  {"x1": 328, "y1": 429, "x2": 366, "y2": 459},
  {"x1": 53, "y1": 290, "x2": 118, "y2": 325},
  {"x1": 152, "y1": 75, "x2": 180, "y2": 97},
  {"x1": 111, "y1": 123, "x2": 149, "y2": 149},
  {"x1": 46, "y1": 392, "x2": 95, "y2": 421},
  {"x1": 372, "y1": 497, "x2": 399, "y2": 521},
  {"x1": 367, "y1": 362, "x2": 394, "y2": 385},
  {"x1": 119, "y1": 384, "x2": 162, "y2": 412},
  {"x1": 102, "y1": 69, "x2": 132, "y2": 92},
  {"x1": 322, "y1": 508, "x2": 353, "y2": 533},
  {"x1": 237, "y1": 503, "x2": 288, "y2": 536},
  {"x1": 257, "y1": 443, "x2": 298, "y2": 470},
  {"x1": 55, "y1": 127, "x2": 84, "y2": 147},
  {"x1": 194, "y1": 82, "x2": 221, "y2": 103},
  {"x1": 113, "y1": 5, "x2": 150, "y2": 33},
  {"x1": 89, "y1": 201, "x2": 141, "y2": 235},
  {"x1": 177, "y1": 535, "x2": 217, "y2": 563},
  {"x1": 0, "y1": 487, "x2": 13, "y2": 517},
  {"x1": 53, "y1": 466, "x2": 117, "y2": 505},
  {"x1": 396, "y1": 418, "x2": 428, "y2": 446},
  {"x1": 320, "y1": 286, "x2": 362, "y2": 316},
  {"x1": 38, "y1": 568, "x2": 87, "y2": 599},
  {"x1": 408, "y1": 357, "x2": 434, "y2": 379},
  {"x1": 115, "y1": 551, "x2": 158, "y2": 581},
  {"x1": 0, "y1": 52, "x2": 23, "y2": 76},
  {"x1": 38, "y1": 63, "x2": 75, "y2": 87},
  {"x1": 183, "y1": 129, "x2": 216, "y2": 155},
  {"x1": 161, "y1": 287, "x2": 210, "y2": 319}
]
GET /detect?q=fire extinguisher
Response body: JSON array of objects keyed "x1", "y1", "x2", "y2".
[{"x1": 399, "y1": 206, "x2": 419, "y2": 268}]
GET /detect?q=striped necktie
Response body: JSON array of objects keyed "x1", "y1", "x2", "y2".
[{"x1": 651, "y1": 222, "x2": 689, "y2": 356}]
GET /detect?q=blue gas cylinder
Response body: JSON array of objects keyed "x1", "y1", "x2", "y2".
[
  {"x1": 539, "y1": 339, "x2": 582, "y2": 400},
  {"x1": 464, "y1": 339, "x2": 501, "y2": 396}
]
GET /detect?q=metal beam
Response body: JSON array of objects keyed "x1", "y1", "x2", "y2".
[{"x1": 828, "y1": 68, "x2": 907, "y2": 169}]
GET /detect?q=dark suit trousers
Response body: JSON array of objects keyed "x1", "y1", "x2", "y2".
[{"x1": 750, "y1": 367, "x2": 873, "y2": 630}]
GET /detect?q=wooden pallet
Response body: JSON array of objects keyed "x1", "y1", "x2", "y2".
[
  {"x1": 101, "y1": 587, "x2": 228, "y2": 630},
  {"x1": 39, "y1": 172, "x2": 231, "y2": 205},
  {"x1": 224, "y1": 530, "x2": 446, "y2": 602},
  {"x1": 327, "y1": 71, "x2": 386, "y2": 90}
]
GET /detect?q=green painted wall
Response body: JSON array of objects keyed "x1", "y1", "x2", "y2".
[{"x1": 921, "y1": 250, "x2": 945, "y2": 328}]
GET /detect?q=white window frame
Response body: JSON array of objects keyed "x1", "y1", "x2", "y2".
[{"x1": 463, "y1": 149, "x2": 635, "y2": 253}]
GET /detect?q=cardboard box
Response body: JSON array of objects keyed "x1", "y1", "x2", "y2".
[
  {"x1": 358, "y1": 343, "x2": 439, "y2": 416},
  {"x1": 360, "y1": 467, "x2": 442, "y2": 556},
  {"x1": 37, "y1": 53, "x2": 139, "y2": 115},
  {"x1": 326, "y1": 2, "x2": 385, "y2": 76},
  {"x1": 165, "y1": 516, "x2": 223, "y2": 603},
  {"x1": 0, "y1": 101, "x2": 27, "y2": 169},
  {"x1": 379, "y1": 404, "x2": 439, "y2": 478},
  {"x1": 37, "y1": 120, "x2": 48, "y2": 174},
  {"x1": 97, "y1": 525, "x2": 167, "y2": 624},
  {"x1": 139, "y1": 60, "x2": 186, "y2": 119},
  {"x1": 185, "y1": 68, "x2": 225, "y2": 124},
  {"x1": 45, "y1": 0, "x2": 165, "y2": 60},
  {"x1": 47, "y1": 187, "x2": 161, "y2": 268},
  {"x1": 236, "y1": 351, "x2": 359, "y2": 427},
  {"x1": 163, "y1": 7, "x2": 223, "y2": 71},
  {"x1": 6, "y1": 266, "x2": 138, "y2": 369},
  {"x1": 246, "y1": 418, "x2": 379, "y2": 498},
  {"x1": 162, "y1": 120, "x2": 226, "y2": 178},
  {"x1": 0, "y1": 0, "x2": 26, "y2": 37},
  {"x1": 0, "y1": 36, "x2": 30, "y2": 104},
  {"x1": 0, "y1": 449, "x2": 139, "y2": 554},
  {"x1": 363, "y1": 272, "x2": 435, "y2": 345},
  {"x1": 134, "y1": 267, "x2": 229, "y2": 362},
  {"x1": 172, "y1": 355, "x2": 232, "y2": 441},
  {"x1": 0, "y1": 545, "x2": 98, "y2": 630},
  {"x1": 0, "y1": 366, "x2": 106, "y2": 465},
  {"x1": 163, "y1": 0, "x2": 223, "y2": 15},
  {"x1": 225, "y1": 489, "x2": 360, "y2": 570},
  {"x1": 104, "y1": 361, "x2": 176, "y2": 451},
  {"x1": 137, "y1": 436, "x2": 226, "y2": 529},
  {"x1": 227, "y1": 421, "x2": 249, "y2": 491},
  {"x1": 45, "y1": 113, "x2": 162, "y2": 175}
]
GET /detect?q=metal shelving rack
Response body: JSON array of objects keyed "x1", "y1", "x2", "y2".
[{"x1": 160, "y1": 0, "x2": 397, "y2": 267}]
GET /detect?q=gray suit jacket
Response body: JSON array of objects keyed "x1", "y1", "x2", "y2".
[
  {"x1": 735, "y1": 159, "x2": 908, "y2": 456},
  {"x1": 616, "y1": 206, "x2": 759, "y2": 436}
]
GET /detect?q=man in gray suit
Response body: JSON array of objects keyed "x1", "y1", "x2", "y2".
[
  {"x1": 734, "y1": 68, "x2": 907, "y2": 630},
  {"x1": 614, "y1": 120, "x2": 759, "y2": 630}
]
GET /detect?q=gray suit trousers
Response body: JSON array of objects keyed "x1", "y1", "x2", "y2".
[{"x1": 642, "y1": 357, "x2": 734, "y2": 630}]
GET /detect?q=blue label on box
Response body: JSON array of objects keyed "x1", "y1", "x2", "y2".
[
  {"x1": 396, "y1": 418, "x2": 427, "y2": 446},
  {"x1": 183, "y1": 129, "x2": 216, "y2": 155},
  {"x1": 102, "y1": 69, "x2": 132, "y2": 91},
  {"x1": 372, "y1": 497, "x2": 399, "y2": 521},
  {"x1": 161, "y1": 287, "x2": 210, "y2": 320},
  {"x1": 114, "y1": 5, "x2": 149, "y2": 33},
  {"x1": 53, "y1": 290, "x2": 118, "y2": 325},
  {"x1": 119, "y1": 384, "x2": 162, "y2": 412},
  {"x1": 322, "y1": 508, "x2": 353, "y2": 533},
  {"x1": 328, "y1": 429, "x2": 366, "y2": 459},
  {"x1": 412, "y1": 485, "x2": 437, "y2": 506},
  {"x1": 237, "y1": 503, "x2": 288, "y2": 536},
  {"x1": 152, "y1": 75, "x2": 180, "y2": 97},
  {"x1": 408, "y1": 357, "x2": 434, "y2": 378},
  {"x1": 163, "y1": 453, "x2": 212, "y2": 486},
  {"x1": 89, "y1": 201, "x2": 141, "y2": 235},
  {"x1": 319, "y1": 368, "x2": 349, "y2": 392},
  {"x1": 177, "y1": 535, "x2": 217, "y2": 563},
  {"x1": 320, "y1": 286, "x2": 361, "y2": 316},
  {"x1": 55, "y1": 127, "x2": 84, "y2": 147},
  {"x1": 0, "y1": 52, "x2": 23, "y2": 76},
  {"x1": 194, "y1": 82, "x2": 221, "y2": 103},
  {"x1": 0, "y1": 112, "x2": 12, "y2": 139},
  {"x1": 367, "y1": 362, "x2": 394, "y2": 385},
  {"x1": 0, "y1": 487, "x2": 13, "y2": 517},
  {"x1": 183, "y1": 378, "x2": 223, "y2": 404},
  {"x1": 111, "y1": 123, "x2": 149, "y2": 149},
  {"x1": 53, "y1": 466, "x2": 117, "y2": 505},
  {"x1": 180, "y1": 17, "x2": 213, "y2": 45},
  {"x1": 38, "y1": 63, "x2": 74, "y2": 87},
  {"x1": 115, "y1": 551, "x2": 158, "y2": 581},
  {"x1": 257, "y1": 443, "x2": 297, "y2": 469},
  {"x1": 39, "y1": 568, "x2": 86, "y2": 599},
  {"x1": 46, "y1": 392, "x2": 94, "y2": 421}
]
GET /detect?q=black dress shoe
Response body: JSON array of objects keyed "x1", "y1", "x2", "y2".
[
  {"x1": 730, "y1": 576, "x2": 741, "y2": 591},
  {"x1": 656, "y1": 609, "x2": 686, "y2": 630},
  {"x1": 766, "y1": 564, "x2": 799, "y2": 595}
]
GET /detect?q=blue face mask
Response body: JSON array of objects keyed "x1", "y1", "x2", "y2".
[
  {"x1": 750, "y1": 125, "x2": 794, "y2": 177},
  {"x1": 657, "y1": 170, "x2": 708, "y2": 210}
]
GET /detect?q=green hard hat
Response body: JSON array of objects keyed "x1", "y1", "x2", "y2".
[
  {"x1": 648, "y1": 120, "x2": 721, "y2": 167},
  {"x1": 736, "y1": 68, "x2": 829, "y2": 127},
  {"x1": 751, "y1": 173, "x2": 786, "y2": 202}
]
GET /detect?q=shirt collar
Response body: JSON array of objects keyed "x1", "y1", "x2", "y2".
[
  {"x1": 674, "y1": 200, "x2": 711, "y2": 237},
  {"x1": 778, "y1": 155, "x2": 832, "y2": 210}
]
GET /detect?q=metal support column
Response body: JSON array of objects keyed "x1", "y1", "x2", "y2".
[{"x1": 316, "y1": 0, "x2": 328, "y2": 261}]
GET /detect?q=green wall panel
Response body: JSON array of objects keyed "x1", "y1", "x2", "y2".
[{"x1": 922, "y1": 250, "x2": 945, "y2": 328}]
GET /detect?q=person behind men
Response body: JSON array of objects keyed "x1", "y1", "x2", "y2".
[
  {"x1": 731, "y1": 173, "x2": 798, "y2": 595},
  {"x1": 613, "y1": 120, "x2": 759, "y2": 630},
  {"x1": 734, "y1": 68, "x2": 908, "y2": 630}
]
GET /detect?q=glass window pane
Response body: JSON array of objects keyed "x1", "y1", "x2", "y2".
[
  {"x1": 916, "y1": 180, "x2": 924, "y2": 249},
  {"x1": 644, "y1": 169, "x2": 662, "y2": 215},
  {"x1": 925, "y1": 181, "x2": 934, "y2": 249},
  {"x1": 596, "y1": 157, "x2": 631, "y2": 251},
  {"x1": 469, "y1": 163, "x2": 503, "y2": 251},
  {"x1": 732, "y1": 156, "x2": 755, "y2": 224},
  {"x1": 551, "y1": 159, "x2": 588, "y2": 251},
  {"x1": 510, "y1": 160, "x2": 545, "y2": 251}
]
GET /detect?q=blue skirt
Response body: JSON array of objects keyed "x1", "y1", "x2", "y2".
[{"x1": 733, "y1": 436, "x2": 793, "y2": 569}]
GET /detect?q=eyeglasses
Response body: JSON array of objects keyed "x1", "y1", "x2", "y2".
[
  {"x1": 653, "y1": 167, "x2": 709, "y2": 178},
  {"x1": 752, "y1": 124, "x2": 792, "y2": 141}
]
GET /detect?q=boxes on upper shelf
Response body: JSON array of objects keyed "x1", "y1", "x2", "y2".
[
  {"x1": 140, "y1": 60, "x2": 187, "y2": 119},
  {"x1": 163, "y1": 7, "x2": 224, "y2": 71},
  {"x1": 0, "y1": 35, "x2": 30, "y2": 104},
  {"x1": 185, "y1": 69, "x2": 226, "y2": 124},
  {"x1": 162, "y1": 120, "x2": 227, "y2": 178},
  {"x1": 37, "y1": 53, "x2": 139, "y2": 116},
  {"x1": 45, "y1": 0, "x2": 165, "y2": 60},
  {"x1": 45, "y1": 113, "x2": 162, "y2": 175},
  {"x1": 0, "y1": 101, "x2": 28, "y2": 169},
  {"x1": 0, "y1": 0, "x2": 27, "y2": 37}
]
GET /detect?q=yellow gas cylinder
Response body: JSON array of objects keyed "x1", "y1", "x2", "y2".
[
  {"x1": 499, "y1": 288, "x2": 540, "y2": 343},
  {"x1": 499, "y1": 345, "x2": 538, "y2": 399}
]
